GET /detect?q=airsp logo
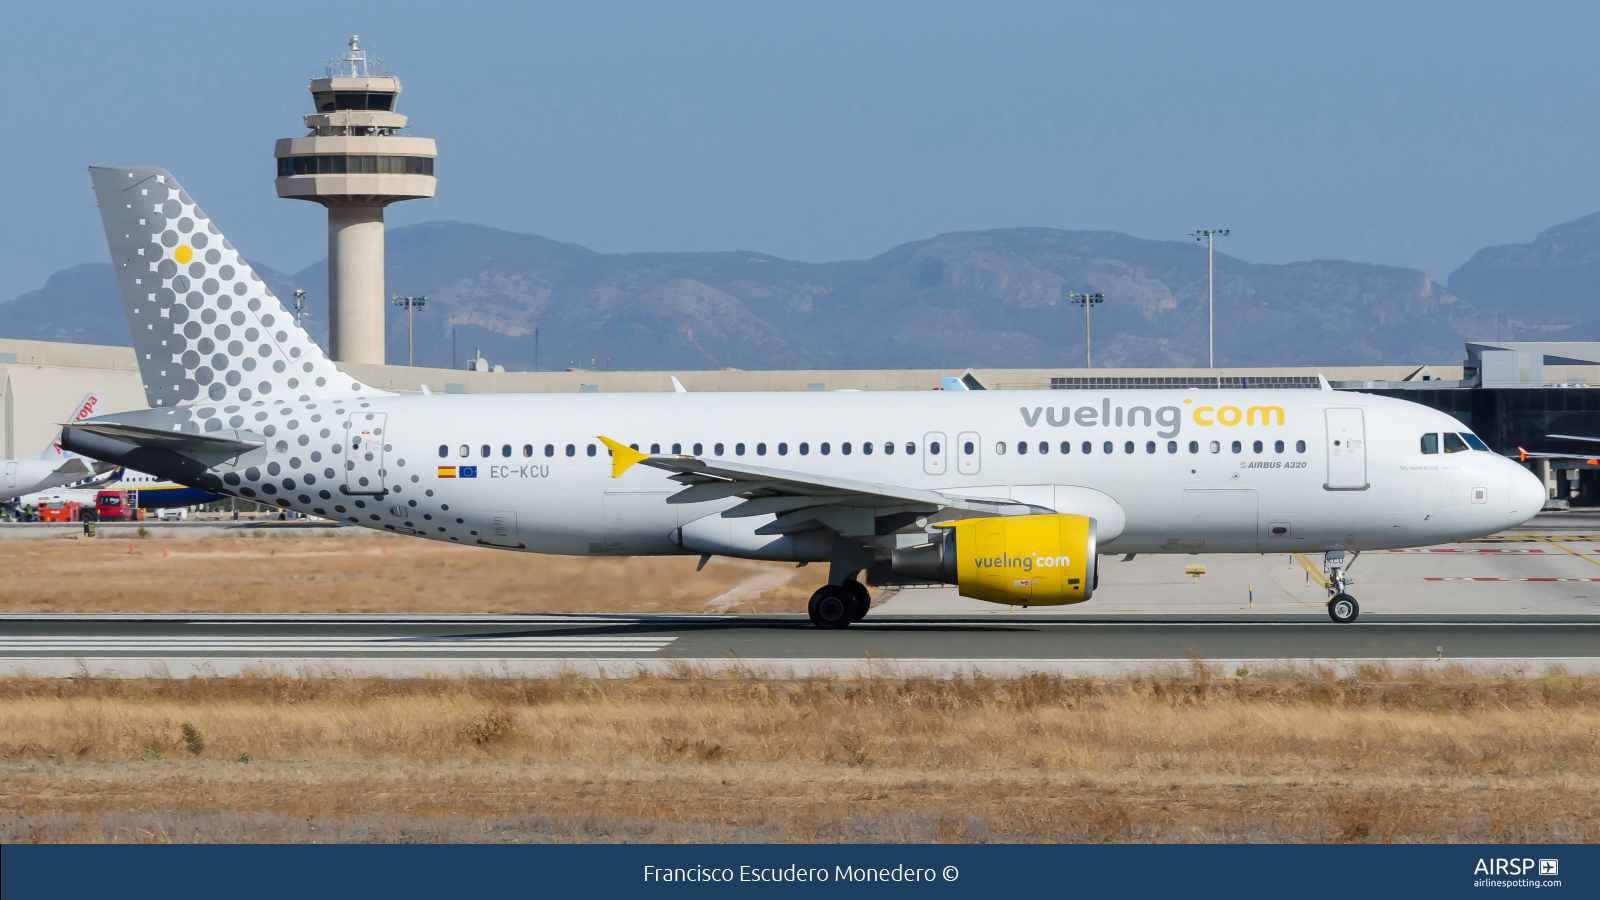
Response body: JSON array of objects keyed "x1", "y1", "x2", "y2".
[
  {"x1": 1539, "y1": 860, "x2": 1559, "y2": 876},
  {"x1": 1473, "y1": 858, "x2": 1545, "y2": 876}
]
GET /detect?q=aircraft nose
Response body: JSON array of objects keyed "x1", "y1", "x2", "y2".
[{"x1": 1506, "y1": 461, "x2": 1546, "y2": 528}]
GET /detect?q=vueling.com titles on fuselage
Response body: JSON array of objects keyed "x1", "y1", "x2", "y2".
[{"x1": 1019, "y1": 399, "x2": 1286, "y2": 438}]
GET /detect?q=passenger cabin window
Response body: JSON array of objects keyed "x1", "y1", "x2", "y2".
[
  {"x1": 778, "y1": 443, "x2": 788, "y2": 455},
  {"x1": 1296, "y1": 440, "x2": 1306, "y2": 452},
  {"x1": 672, "y1": 443, "x2": 682, "y2": 454},
  {"x1": 883, "y1": 442, "x2": 893, "y2": 455},
  {"x1": 799, "y1": 442, "x2": 809, "y2": 455},
  {"x1": 1039, "y1": 441, "x2": 1049, "y2": 455},
  {"x1": 1209, "y1": 441, "x2": 1221, "y2": 453},
  {"x1": 1188, "y1": 441, "x2": 1199, "y2": 453},
  {"x1": 481, "y1": 445, "x2": 491, "y2": 458},
  {"x1": 650, "y1": 443, "x2": 661, "y2": 454},
  {"x1": 842, "y1": 442, "x2": 852, "y2": 455},
  {"x1": 735, "y1": 443, "x2": 745, "y2": 456},
  {"x1": 1274, "y1": 440, "x2": 1284, "y2": 453},
  {"x1": 995, "y1": 442, "x2": 1007, "y2": 455},
  {"x1": 821, "y1": 443, "x2": 831, "y2": 455},
  {"x1": 756, "y1": 443, "x2": 767, "y2": 456},
  {"x1": 565, "y1": 444, "x2": 575, "y2": 457},
  {"x1": 1421, "y1": 433, "x2": 1439, "y2": 454},
  {"x1": 715, "y1": 443, "x2": 725, "y2": 456},
  {"x1": 1231, "y1": 440, "x2": 1242, "y2": 453},
  {"x1": 1252, "y1": 440, "x2": 1263, "y2": 453},
  {"x1": 501, "y1": 445, "x2": 512, "y2": 457},
  {"x1": 862, "y1": 442, "x2": 873, "y2": 455},
  {"x1": 1061, "y1": 442, "x2": 1072, "y2": 454},
  {"x1": 438, "y1": 445, "x2": 448, "y2": 458},
  {"x1": 1103, "y1": 441, "x2": 1113, "y2": 454},
  {"x1": 905, "y1": 442, "x2": 916, "y2": 455},
  {"x1": 586, "y1": 444, "x2": 597, "y2": 457},
  {"x1": 693, "y1": 443, "x2": 703, "y2": 455},
  {"x1": 1016, "y1": 442, "x2": 1027, "y2": 455},
  {"x1": 523, "y1": 445, "x2": 533, "y2": 457},
  {"x1": 1443, "y1": 433, "x2": 1469, "y2": 453},
  {"x1": 929, "y1": 441, "x2": 940, "y2": 455},
  {"x1": 545, "y1": 444, "x2": 555, "y2": 457},
  {"x1": 964, "y1": 441, "x2": 975, "y2": 455},
  {"x1": 458, "y1": 445, "x2": 469, "y2": 458}
]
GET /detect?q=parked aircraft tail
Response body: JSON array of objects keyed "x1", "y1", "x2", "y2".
[{"x1": 27, "y1": 391, "x2": 106, "y2": 459}]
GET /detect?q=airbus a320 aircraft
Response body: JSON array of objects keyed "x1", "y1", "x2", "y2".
[
  {"x1": 65, "y1": 166, "x2": 1545, "y2": 626},
  {"x1": 0, "y1": 392, "x2": 117, "y2": 501}
]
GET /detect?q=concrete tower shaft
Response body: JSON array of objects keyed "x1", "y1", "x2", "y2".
[{"x1": 273, "y1": 36, "x2": 436, "y2": 365}]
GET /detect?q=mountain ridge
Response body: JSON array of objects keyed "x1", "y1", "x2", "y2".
[{"x1": 4, "y1": 215, "x2": 1594, "y2": 370}]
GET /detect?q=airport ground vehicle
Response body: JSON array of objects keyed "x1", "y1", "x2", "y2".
[
  {"x1": 63, "y1": 166, "x2": 1548, "y2": 627},
  {"x1": 93, "y1": 491, "x2": 145, "y2": 522}
]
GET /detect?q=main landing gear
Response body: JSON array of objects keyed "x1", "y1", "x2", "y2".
[
  {"x1": 808, "y1": 578, "x2": 872, "y2": 629},
  {"x1": 1323, "y1": 550, "x2": 1361, "y2": 624}
]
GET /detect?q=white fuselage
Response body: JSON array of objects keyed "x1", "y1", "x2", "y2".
[{"x1": 239, "y1": 387, "x2": 1543, "y2": 557}]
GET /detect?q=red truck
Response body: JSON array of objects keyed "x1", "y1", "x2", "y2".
[{"x1": 94, "y1": 490, "x2": 145, "y2": 522}]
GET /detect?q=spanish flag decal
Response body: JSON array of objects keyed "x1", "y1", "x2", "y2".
[{"x1": 438, "y1": 466, "x2": 456, "y2": 478}]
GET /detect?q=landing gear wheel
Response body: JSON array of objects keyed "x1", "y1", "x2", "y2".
[
  {"x1": 808, "y1": 585, "x2": 854, "y2": 629},
  {"x1": 1328, "y1": 594, "x2": 1359, "y2": 624},
  {"x1": 843, "y1": 579, "x2": 872, "y2": 622}
]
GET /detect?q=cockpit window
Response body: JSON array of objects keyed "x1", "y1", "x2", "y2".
[
  {"x1": 1443, "y1": 433, "x2": 1469, "y2": 453},
  {"x1": 1461, "y1": 433, "x2": 1489, "y2": 451},
  {"x1": 1420, "y1": 433, "x2": 1438, "y2": 454}
]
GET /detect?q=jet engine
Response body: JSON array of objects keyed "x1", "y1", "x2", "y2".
[{"x1": 891, "y1": 514, "x2": 1098, "y2": 606}]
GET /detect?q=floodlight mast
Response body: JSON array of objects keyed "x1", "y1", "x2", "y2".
[
  {"x1": 1192, "y1": 229, "x2": 1229, "y2": 367},
  {"x1": 1068, "y1": 292, "x2": 1105, "y2": 368},
  {"x1": 391, "y1": 295, "x2": 428, "y2": 367}
]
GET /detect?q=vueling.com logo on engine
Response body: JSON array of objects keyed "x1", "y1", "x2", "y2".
[{"x1": 973, "y1": 552, "x2": 1072, "y2": 572}]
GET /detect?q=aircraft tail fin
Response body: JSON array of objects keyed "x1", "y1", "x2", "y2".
[
  {"x1": 87, "y1": 165, "x2": 385, "y2": 408},
  {"x1": 27, "y1": 391, "x2": 106, "y2": 459}
]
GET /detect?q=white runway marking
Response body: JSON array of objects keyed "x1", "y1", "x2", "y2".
[{"x1": 0, "y1": 636, "x2": 678, "y2": 654}]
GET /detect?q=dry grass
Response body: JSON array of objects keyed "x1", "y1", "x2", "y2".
[
  {"x1": 0, "y1": 666, "x2": 1595, "y2": 842},
  {"x1": 0, "y1": 535, "x2": 817, "y2": 614}
]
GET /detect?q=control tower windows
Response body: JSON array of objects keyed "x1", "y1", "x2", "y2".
[
  {"x1": 278, "y1": 156, "x2": 435, "y2": 177},
  {"x1": 313, "y1": 91, "x2": 397, "y2": 112}
]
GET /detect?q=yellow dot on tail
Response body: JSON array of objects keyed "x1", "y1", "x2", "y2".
[{"x1": 175, "y1": 246, "x2": 192, "y2": 264}]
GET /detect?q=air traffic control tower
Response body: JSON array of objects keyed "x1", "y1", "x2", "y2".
[{"x1": 274, "y1": 36, "x2": 436, "y2": 364}]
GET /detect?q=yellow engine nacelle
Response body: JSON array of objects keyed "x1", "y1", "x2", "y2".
[{"x1": 892, "y1": 514, "x2": 1098, "y2": 606}]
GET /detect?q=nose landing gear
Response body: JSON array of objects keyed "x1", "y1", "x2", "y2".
[
  {"x1": 1328, "y1": 593, "x2": 1359, "y2": 624},
  {"x1": 1322, "y1": 550, "x2": 1361, "y2": 624}
]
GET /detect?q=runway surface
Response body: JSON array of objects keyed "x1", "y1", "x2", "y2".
[{"x1": 3, "y1": 612, "x2": 1597, "y2": 677}]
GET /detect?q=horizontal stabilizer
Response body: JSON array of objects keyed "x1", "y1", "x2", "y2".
[{"x1": 65, "y1": 421, "x2": 263, "y2": 457}]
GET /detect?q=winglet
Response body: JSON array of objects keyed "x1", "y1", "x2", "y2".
[
  {"x1": 1518, "y1": 446, "x2": 1527, "y2": 461},
  {"x1": 1316, "y1": 374, "x2": 1333, "y2": 391},
  {"x1": 671, "y1": 376, "x2": 688, "y2": 393},
  {"x1": 598, "y1": 435, "x2": 649, "y2": 478}
]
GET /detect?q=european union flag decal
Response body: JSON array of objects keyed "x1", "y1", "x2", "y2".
[{"x1": 459, "y1": 466, "x2": 478, "y2": 478}]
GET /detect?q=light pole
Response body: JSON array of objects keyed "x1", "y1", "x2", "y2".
[
  {"x1": 292, "y1": 289, "x2": 308, "y2": 328},
  {"x1": 1068, "y1": 292, "x2": 1104, "y2": 368},
  {"x1": 391, "y1": 295, "x2": 427, "y2": 367},
  {"x1": 1192, "y1": 229, "x2": 1229, "y2": 368}
]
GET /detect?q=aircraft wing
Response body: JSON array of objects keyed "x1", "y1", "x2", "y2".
[
  {"x1": 598, "y1": 436, "x2": 1039, "y2": 536},
  {"x1": 48, "y1": 456, "x2": 105, "y2": 479},
  {"x1": 1514, "y1": 447, "x2": 1600, "y2": 465}
]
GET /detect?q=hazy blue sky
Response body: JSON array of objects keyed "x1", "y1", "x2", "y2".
[{"x1": 3, "y1": 1, "x2": 1598, "y2": 293}]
